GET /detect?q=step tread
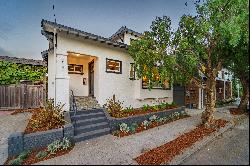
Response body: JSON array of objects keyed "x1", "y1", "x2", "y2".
[
  {"x1": 74, "y1": 128, "x2": 110, "y2": 139},
  {"x1": 75, "y1": 116, "x2": 107, "y2": 123},
  {"x1": 71, "y1": 111, "x2": 104, "y2": 118},
  {"x1": 75, "y1": 122, "x2": 109, "y2": 131}
]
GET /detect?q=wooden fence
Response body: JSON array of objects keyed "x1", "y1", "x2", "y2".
[{"x1": 0, "y1": 83, "x2": 45, "y2": 110}]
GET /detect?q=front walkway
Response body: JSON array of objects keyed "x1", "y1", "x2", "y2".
[{"x1": 37, "y1": 106, "x2": 238, "y2": 165}]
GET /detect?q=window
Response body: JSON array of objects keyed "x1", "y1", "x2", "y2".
[
  {"x1": 68, "y1": 64, "x2": 83, "y2": 74},
  {"x1": 142, "y1": 76, "x2": 170, "y2": 89},
  {"x1": 129, "y1": 63, "x2": 135, "y2": 80},
  {"x1": 106, "y1": 58, "x2": 122, "y2": 74}
]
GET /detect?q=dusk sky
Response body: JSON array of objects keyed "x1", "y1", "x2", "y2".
[{"x1": 0, "y1": 0, "x2": 197, "y2": 60}]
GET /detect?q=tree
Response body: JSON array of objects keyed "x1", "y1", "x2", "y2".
[
  {"x1": 129, "y1": 0, "x2": 237, "y2": 127},
  {"x1": 221, "y1": 0, "x2": 249, "y2": 111}
]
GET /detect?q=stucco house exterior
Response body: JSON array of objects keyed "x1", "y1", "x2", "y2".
[{"x1": 41, "y1": 20, "x2": 173, "y2": 111}]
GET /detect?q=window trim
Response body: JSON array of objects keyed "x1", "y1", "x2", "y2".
[{"x1": 105, "y1": 58, "x2": 122, "y2": 74}]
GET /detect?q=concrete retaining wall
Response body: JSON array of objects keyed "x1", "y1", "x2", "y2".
[
  {"x1": 103, "y1": 106, "x2": 185, "y2": 132},
  {"x1": 7, "y1": 112, "x2": 74, "y2": 157}
]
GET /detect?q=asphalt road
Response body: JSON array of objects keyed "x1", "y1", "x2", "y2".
[{"x1": 181, "y1": 116, "x2": 249, "y2": 165}]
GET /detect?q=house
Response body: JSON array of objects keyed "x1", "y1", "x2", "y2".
[
  {"x1": 41, "y1": 20, "x2": 173, "y2": 111},
  {"x1": 0, "y1": 55, "x2": 46, "y2": 66},
  {"x1": 181, "y1": 68, "x2": 233, "y2": 109}
]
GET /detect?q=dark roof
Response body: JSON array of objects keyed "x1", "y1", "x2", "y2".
[
  {"x1": 109, "y1": 26, "x2": 142, "y2": 41},
  {"x1": 41, "y1": 19, "x2": 128, "y2": 50},
  {"x1": 0, "y1": 56, "x2": 46, "y2": 66}
]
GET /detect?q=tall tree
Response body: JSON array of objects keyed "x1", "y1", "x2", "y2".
[
  {"x1": 129, "y1": 0, "x2": 237, "y2": 127},
  {"x1": 222, "y1": 0, "x2": 249, "y2": 111}
]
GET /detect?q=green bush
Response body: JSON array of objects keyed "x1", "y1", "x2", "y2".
[
  {"x1": 8, "y1": 158, "x2": 22, "y2": 165},
  {"x1": 18, "y1": 150, "x2": 31, "y2": 160},
  {"x1": 47, "y1": 137, "x2": 72, "y2": 155},
  {"x1": 35, "y1": 151, "x2": 48, "y2": 159}
]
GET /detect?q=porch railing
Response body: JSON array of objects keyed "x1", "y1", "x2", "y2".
[{"x1": 70, "y1": 90, "x2": 77, "y2": 116}]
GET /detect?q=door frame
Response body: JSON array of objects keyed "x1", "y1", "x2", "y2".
[{"x1": 88, "y1": 60, "x2": 94, "y2": 96}]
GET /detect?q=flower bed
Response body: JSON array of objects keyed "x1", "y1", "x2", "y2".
[
  {"x1": 24, "y1": 100, "x2": 66, "y2": 134},
  {"x1": 134, "y1": 119, "x2": 228, "y2": 165},
  {"x1": 5, "y1": 138, "x2": 74, "y2": 165},
  {"x1": 112, "y1": 111, "x2": 190, "y2": 137}
]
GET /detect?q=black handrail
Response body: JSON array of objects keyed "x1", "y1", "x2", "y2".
[{"x1": 71, "y1": 90, "x2": 77, "y2": 116}]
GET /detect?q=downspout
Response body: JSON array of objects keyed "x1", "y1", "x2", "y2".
[{"x1": 53, "y1": 28, "x2": 57, "y2": 105}]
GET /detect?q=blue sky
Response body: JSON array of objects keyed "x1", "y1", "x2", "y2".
[{"x1": 0, "y1": 0, "x2": 197, "y2": 60}]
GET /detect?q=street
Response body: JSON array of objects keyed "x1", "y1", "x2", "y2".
[{"x1": 181, "y1": 116, "x2": 249, "y2": 165}]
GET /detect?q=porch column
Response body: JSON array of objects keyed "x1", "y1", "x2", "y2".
[{"x1": 55, "y1": 54, "x2": 70, "y2": 111}]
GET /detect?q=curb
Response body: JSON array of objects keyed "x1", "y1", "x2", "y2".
[{"x1": 166, "y1": 114, "x2": 248, "y2": 165}]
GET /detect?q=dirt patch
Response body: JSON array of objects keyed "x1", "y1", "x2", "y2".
[
  {"x1": 135, "y1": 119, "x2": 228, "y2": 165},
  {"x1": 4, "y1": 146, "x2": 74, "y2": 165}
]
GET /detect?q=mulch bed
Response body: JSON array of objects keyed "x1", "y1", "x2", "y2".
[
  {"x1": 10, "y1": 108, "x2": 41, "y2": 115},
  {"x1": 135, "y1": 119, "x2": 228, "y2": 165},
  {"x1": 111, "y1": 106, "x2": 179, "y2": 118},
  {"x1": 4, "y1": 146, "x2": 74, "y2": 165},
  {"x1": 113, "y1": 115, "x2": 190, "y2": 137},
  {"x1": 229, "y1": 108, "x2": 248, "y2": 115}
]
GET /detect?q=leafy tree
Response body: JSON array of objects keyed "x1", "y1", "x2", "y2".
[
  {"x1": 221, "y1": 0, "x2": 249, "y2": 111},
  {"x1": 0, "y1": 61, "x2": 47, "y2": 85},
  {"x1": 129, "y1": 0, "x2": 239, "y2": 127}
]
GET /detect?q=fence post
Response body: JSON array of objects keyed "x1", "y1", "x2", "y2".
[{"x1": 20, "y1": 80, "x2": 32, "y2": 109}]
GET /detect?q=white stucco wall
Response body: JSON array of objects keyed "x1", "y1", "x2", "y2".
[
  {"x1": 123, "y1": 33, "x2": 138, "y2": 45},
  {"x1": 47, "y1": 52, "x2": 55, "y2": 99},
  {"x1": 54, "y1": 33, "x2": 173, "y2": 109}
]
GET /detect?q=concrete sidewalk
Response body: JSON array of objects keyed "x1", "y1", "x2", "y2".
[{"x1": 36, "y1": 106, "x2": 239, "y2": 165}]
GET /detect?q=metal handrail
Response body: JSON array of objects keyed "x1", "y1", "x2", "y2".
[{"x1": 71, "y1": 90, "x2": 77, "y2": 116}]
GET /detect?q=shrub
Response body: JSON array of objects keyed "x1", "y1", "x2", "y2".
[
  {"x1": 149, "y1": 115, "x2": 158, "y2": 122},
  {"x1": 18, "y1": 150, "x2": 31, "y2": 160},
  {"x1": 8, "y1": 158, "x2": 22, "y2": 165},
  {"x1": 29, "y1": 99, "x2": 66, "y2": 131},
  {"x1": 119, "y1": 123, "x2": 130, "y2": 133},
  {"x1": 104, "y1": 95, "x2": 123, "y2": 117},
  {"x1": 47, "y1": 140, "x2": 62, "y2": 155},
  {"x1": 142, "y1": 104, "x2": 150, "y2": 111},
  {"x1": 61, "y1": 137, "x2": 71, "y2": 150},
  {"x1": 129, "y1": 123, "x2": 138, "y2": 133},
  {"x1": 35, "y1": 151, "x2": 48, "y2": 159},
  {"x1": 123, "y1": 105, "x2": 134, "y2": 112},
  {"x1": 152, "y1": 105, "x2": 159, "y2": 111},
  {"x1": 142, "y1": 120, "x2": 151, "y2": 129}
]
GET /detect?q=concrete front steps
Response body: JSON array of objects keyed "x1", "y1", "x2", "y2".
[{"x1": 70, "y1": 109, "x2": 110, "y2": 143}]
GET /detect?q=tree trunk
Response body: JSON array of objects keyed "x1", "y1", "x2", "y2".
[
  {"x1": 201, "y1": 78, "x2": 216, "y2": 127},
  {"x1": 238, "y1": 78, "x2": 249, "y2": 111}
]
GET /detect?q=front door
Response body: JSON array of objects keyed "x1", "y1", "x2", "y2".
[{"x1": 88, "y1": 60, "x2": 94, "y2": 96}]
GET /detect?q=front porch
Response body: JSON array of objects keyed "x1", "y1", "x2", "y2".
[{"x1": 67, "y1": 52, "x2": 101, "y2": 110}]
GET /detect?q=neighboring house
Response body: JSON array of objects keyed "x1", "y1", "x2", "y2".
[
  {"x1": 41, "y1": 20, "x2": 173, "y2": 111},
  {"x1": 183, "y1": 68, "x2": 233, "y2": 109}
]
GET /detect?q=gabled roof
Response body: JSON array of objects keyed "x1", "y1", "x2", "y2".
[
  {"x1": 41, "y1": 19, "x2": 128, "y2": 50},
  {"x1": 0, "y1": 55, "x2": 46, "y2": 66},
  {"x1": 109, "y1": 26, "x2": 142, "y2": 41}
]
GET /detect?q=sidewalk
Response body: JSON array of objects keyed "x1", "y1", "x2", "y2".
[
  {"x1": 0, "y1": 112, "x2": 32, "y2": 165},
  {"x1": 36, "y1": 106, "x2": 240, "y2": 165}
]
